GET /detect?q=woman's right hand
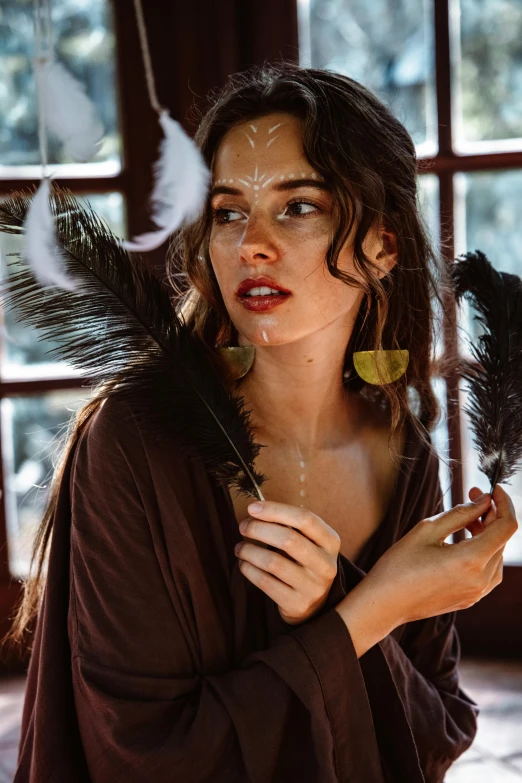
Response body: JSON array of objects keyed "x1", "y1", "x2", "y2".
[{"x1": 364, "y1": 484, "x2": 518, "y2": 626}]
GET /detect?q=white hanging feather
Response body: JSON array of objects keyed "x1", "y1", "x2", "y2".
[
  {"x1": 23, "y1": 178, "x2": 79, "y2": 291},
  {"x1": 36, "y1": 56, "x2": 104, "y2": 162},
  {"x1": 122, "y1": 110, "x2": 210, "y2": 252}
]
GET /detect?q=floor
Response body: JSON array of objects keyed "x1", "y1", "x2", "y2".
[{"x1": 0, "y1": 659, "x2": 521, "y2": 781}]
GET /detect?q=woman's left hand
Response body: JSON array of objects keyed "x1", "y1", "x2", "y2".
[{"x1": 234, "y1": 500, "x2": 341, "y2": 626}]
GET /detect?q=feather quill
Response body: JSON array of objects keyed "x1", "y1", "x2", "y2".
[
  {"x1": 450, "y1": 249, "x2": 522, "y2": 493},
  {"x1": 0, "y1": 185, "x2": 266, "y2": 500},
  {"x1": 23, "y1": 178, "x2": 79, "y2": 292},
  {"x1": 36, "y1": 56, "x2": 104, "y2": 162},
  {"x1": 122, "y1": 111, "x2": 210, "y2": 252}
]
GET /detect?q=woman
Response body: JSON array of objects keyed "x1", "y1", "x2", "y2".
[{"x1": 8, "y1": 62, "x2": 518, "y2": 782}]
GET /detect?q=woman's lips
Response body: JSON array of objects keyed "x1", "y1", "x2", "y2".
[{"x1": 237, "y1": 293, "x2": 291, "y2": 311}]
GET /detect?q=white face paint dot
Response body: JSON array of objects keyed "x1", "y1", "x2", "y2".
[
  {"x1": 229, "y1": 179, "x2": 233, "y2": 183},
  {"x1": 311, "y1": 173, "x2": 317, "y2": 179},
  {"x1": 253, "y1": 185, "x2": 259, "y2": 190},
  {"x1": 299, "y1": 489, "x2": 305, "y2": 497},
  {"x1": 300, "y1": 474, "x2": 305, "y2": 482},
  {"x1": 289, "y1": 174, "x2": 294, "y2": 179},
  {"x1": 299, "y1": 460, "x2": 305, "y2": 468},
  {"x1": 279, "y1": 175, "x2": 285, "y2": 180},
  {"x1": 300, "y1": 172, "x2": 306, "y2": 177}
]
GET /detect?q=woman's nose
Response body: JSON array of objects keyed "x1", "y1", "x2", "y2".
[{"x1": 238, "y1": 214, "x2": 277, "y2": 260}]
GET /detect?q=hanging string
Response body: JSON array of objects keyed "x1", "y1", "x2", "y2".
[
  {"x1": 121, "y1": 0, "x2": 210, "y2": 252},
  {"x1": 133, "y1": 0, "x2": 163, "y2": 115},
  {"x1": 33, "y1": 0, "x2": 53, "y2": 177}
]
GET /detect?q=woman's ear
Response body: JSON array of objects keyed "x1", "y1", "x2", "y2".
[{"x1": 376, "y1": 225, "x2": 398, "y2": 278}]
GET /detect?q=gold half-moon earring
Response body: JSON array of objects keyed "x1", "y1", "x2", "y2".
[
  {"x1": 216, "y1": 346, "x2": 256, "y2": 380},
  {"x1": 352, "y1": 298, "x2": 409, "y2": 385}
]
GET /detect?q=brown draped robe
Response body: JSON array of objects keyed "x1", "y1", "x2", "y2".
[{"x1": 14, "y1": 393, "x2": 479, "y2": 782}]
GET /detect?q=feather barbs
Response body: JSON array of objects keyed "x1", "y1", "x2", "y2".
[
  {"x1": 450, "y1": 250, "x2": 522, "y2": 492},
  {"x1": 35, "y1": 55, "x2": 105, "y2": 162},
  {"x1": 23, "y1": 178, "x2": 80, "y2": 292},
  {"x1": 122, "y1": 111, "x2": 210, "y2": 252}
]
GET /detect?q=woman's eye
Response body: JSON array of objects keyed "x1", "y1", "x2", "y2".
[
  {"x1": 211, "y1": 199, "x2": 320, "y2": 225},
  {"x1": 212, "y1": 208, "x2": 242, "y2": 224},
  {"x1": 286, "y1": 200, "x2": 320, "y2": 217}
]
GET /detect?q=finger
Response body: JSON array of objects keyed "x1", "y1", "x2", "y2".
[
  {"x1": 240, "y1": 519, "x2": 336, "y2": 579},
  {"x1": 427, "y1": 492, "x2": 492, "y2": 540},
  {"x1": 472, "y1": 485, "x2": 518, "y2": 558},
  {"x1": 465, "y1": 518, "x2": 485, "y2": 537},
  {"x1": 237, "y1": 558, "x2": 295, "y2": 600},
  {"x1": 467, "y1": 488, "x2": 487, "y2": 535},
  {"x1": 491, "y1": 484, "x2": 517, "y2": 520},
  {"x1": 465, "y1": 498, "x2": 497, "y2": 536},
  {"x1": 468, "y1": 486, "x2": 484, "y2": 502},
  {"x1": 238, "y1": 544, "x2": 303, "y2": 592},
  {"x1": 482, "y1": 498, "x2": 497, "y2": 527},
  {"x1": 247, "y1": 500, "x2": 338, "y2": 553}
]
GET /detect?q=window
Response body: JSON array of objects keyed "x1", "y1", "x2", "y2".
[
  {"x1": 0, "y1": 0, "x2": 126, "y2": 579},
  {"x1": 299, "y1": 0, "x2": 522, "y2": 565}
]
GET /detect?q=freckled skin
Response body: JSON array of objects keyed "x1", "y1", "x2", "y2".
[{"x1": 209, "y1": 111, "x2": 398, "y2": 448}]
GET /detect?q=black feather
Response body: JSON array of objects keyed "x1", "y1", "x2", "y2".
[
  {"x1": 0, "y1": 184, "x2": 268, "y2": 499},
  {"x1": 450, "y1": 249, "x2": 522, "y2": 492}
]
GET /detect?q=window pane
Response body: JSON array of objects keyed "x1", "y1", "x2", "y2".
[
  {"x1": 0, "y1": 0, "x2": 121, "y2": 171},
  {"x1": 454, "y1": 169, "x2": 522, "y2": 563},
  {"x1": 454, "y1": 169, "x2": 522, "y2": 356},
  {"x1": 417, "y1": 173, "x2": 440, "y2": 253},
  {"x1": 417, "y1": 173, "x2": 446, "y2": 358},
  {"x1": 452, "y1": 0, "x2": 522, "y2": 151},
  {"x1": 416, "y1": 175, "x2": 451, "y2": 514},
  {"x1": 0, "y1": 191, "x2": 126, "y2": 377},
  {"x1": 2, "y1": 389, "x2": 92, "y2": 577},
  {"x1": 77, "y1": 192, "x2": 126, "y2": 238},
  {"x1": 298, "y1": 0, "x2": 437, "y2": 153}
]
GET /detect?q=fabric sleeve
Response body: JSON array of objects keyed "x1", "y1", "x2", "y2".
[
  {"x1": 68, "y1": 396, "x2": 384, "y2": 783},
  {"x1": 377, "y1": 611, "x2": 480, "y2": 783},
  {"x1": 360, "y1": 449, "x2": 480, "y2": 783}
]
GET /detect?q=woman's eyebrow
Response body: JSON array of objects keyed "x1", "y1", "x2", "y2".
[{"x1": 210, "y1": 178, "x2": 330, "y2": 198}]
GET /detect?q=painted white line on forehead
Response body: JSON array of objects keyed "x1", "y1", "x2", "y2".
[{"x1": 213, "y1": 121, "x2": 323, "y2": 201}]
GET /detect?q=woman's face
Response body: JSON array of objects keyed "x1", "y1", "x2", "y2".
[{"x1": 209, "y1": 112, "x2": 394, "y2": 348}]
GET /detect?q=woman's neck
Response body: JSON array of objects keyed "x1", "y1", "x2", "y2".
[{"x1": 231, "y1": 370, "x2": 366, "y2": 453}]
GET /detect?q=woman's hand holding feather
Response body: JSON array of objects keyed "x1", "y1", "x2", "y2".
[
  {"x1": 361, "y1": 484, "x2": 517, "y2": 627},
  {"x1": 234, "y1": 501, "x2": 341, "y2": 625}
]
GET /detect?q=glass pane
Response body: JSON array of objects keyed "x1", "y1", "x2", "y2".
[
  {"x1": 0, "y1": 191, "x2": 126, "y2": 377},
  {"x1": 454, "y1": 170, "x2": 522, "y2": 359},
  {"x1": 2, "y1": 389, "x2": 93, "y2": 577},
  {"x1": 0, "y1": 0, "x2": 121, "y2": 171},
  {"x1": 452, "y1": 0, "x2": 522, "y2": 151},
  {"x1": 416, "y1": 175, "x2": 452, "y2": 515},
  {"x1": 454, "y1": 169, "x2": 522, "y2": 563},
  {"x1": 298, "y1": 0, "x2": 437, "y2": 153},
  {"x1": 417, "y1": 173, "x2": 440, "y2": 250},
  {"x1": 77, "y1": 192, "x2": 126, "y2": 238},
  {"x1": 417, "y1": 173, "x2": 447, "y2": 367}
]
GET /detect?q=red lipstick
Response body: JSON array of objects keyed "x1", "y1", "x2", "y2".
[
  {"x1": 236, "y1": 276, "x2": 292, "y2": 296},
  {"x1": 236, "y1": 276, "x2": 292, "y2": 312}
]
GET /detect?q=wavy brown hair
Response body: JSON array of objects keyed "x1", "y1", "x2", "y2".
[
  {"x1": 2, "y1": 60, "x2": 457, "y2": 656},
  {"x1": 170, "y1": 61, "x2": 456, "y2": 442}
]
